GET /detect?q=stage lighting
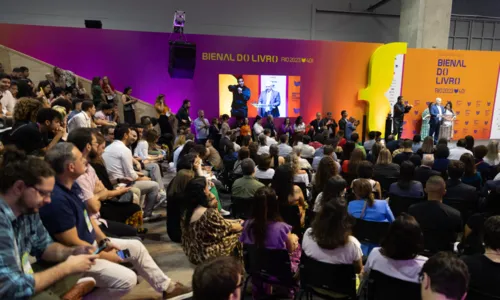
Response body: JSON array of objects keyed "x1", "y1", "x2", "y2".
[{"x1": 173, "y1": 11, "x2": 186, "y2": 33}]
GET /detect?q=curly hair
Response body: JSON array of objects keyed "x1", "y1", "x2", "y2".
[{"x1": 13, "y1": 97, "x2": 43, "y2": 122}]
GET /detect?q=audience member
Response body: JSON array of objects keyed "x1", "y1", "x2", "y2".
[
  {"x1": 393, "y1": 139, "x2": 414, "y2": 165},
  {"x1": 269, "y1": 144, "x2": 285, "y2": 169},
  {"x1": 385, "y1": 135, "x2": 399, "y2": 153},
  {"x1": 91, "y1": 76, "x2": 105, "y2": 107},
  {"x1": 293, "y1": 116, "x2": 306, "y2": 135},
  {"x1": 194, "y1": 110, "x2": 210, "y2": 145},
  {"x1": 232, "y1": 158, "x2": 265, "y2": 198},
  {"x1": 420, "y1": 252, "x2": 469, "y2": 300},
  {"x1": 289, "y1": 153, "x2": 310, "y2": 185},
  {"x1": 414, "y1": 154, "x2": 440, "y2": 188},
  {"x1": 484, "y1": 140, "x2": 500, "y2": 166},
  {"x1": 253, "y1": 115, "x2": 264, "y2": 136},
  {"x1": 448, "y1": 138, "x2": 473, "y2": 160},
  {"x1": 0, "y1": 148, "x2": 97, "y2": 299},
  {"x1": 408, "y1": 176, "x2": 462, "y2": 253},
  {"x1": 8, "y1": 80, "x2": 18, "y2": 99},
  {"x1": 192, "y1": 256, "x2": 243, "y2": 300},
  {"x1": 248, "y1": 142, "x2": 259, "y2": 162},
  {"x1": 460, "y1": 153, "x2": 482, "y2": 191},
  {"x1": 313, "y1": 175, "x2": 347, "y2": 213},
  {"x1": 0, "y1": 73, "x2": 16, "y2": 116},
  {"x1": 67, "y1": 99, "x2": 83, "y2": 121},
  {"x1": 433, "y1": 144, "x2": 450, "y2": 175},
  {"x1": 312, "y1": 144, "x2": 337, "y2": 171},
  {"x1": 473, "y1": 145, "x2": 492, "y2": 179},
  {"x1": 102, "y1": 124, "x2": 162, "y2": 221},
  {"x1": 280, "y1": 117, "x2": 294, "y2": 137},
  {"x1": 272, "y1": 165, "x2": 307, "y2": 231},
  {"x1": 255, "y1": 153, "x2": 275, "y2": 180},
  {"x1": 300, "y1": 135, "x2": 315, "y2": 158},
  {"x1": 461, "y1": 216, "x2": 500, "y2": 299},
  {"x1": 303, "y1": 200, "x2": 363, "y2": 274},
  {"x1": 465, "y1": 135, "x2": 475, "y2": 152},
  {"x1": 411, "y1": 134, "x2": 422, "y2": 153},
  {"x1": 174, "y1": 133, "x2": 194, "y2": 167},
  {"x1": 205, "y1": 139, "x2": 223, "y2": 170},
  {"x1": 349, "y1": 179, "x2": 395, "y2": 222},
  {"x1": 182, "y1": 177, "x2": 242, "y2": 265},
  {"x1": 278, "y1": 134, "x2": 293, "y2": 157},
  {"x1": 41, "y1": 143, "x2": 192, "y2": 298},
  {"x1": 352, "y1": 161, "x2": 382, "y2": 199},
  {"x1": 166, "y1": 169, "x2": 195, "y2": 243},
  {"x1": 257, "y1": 134, "x2": 269, "y2": 155},
  {"x1": 445, "y1": 160, "x2": 478, "y2": 204},
  {"x1": 367, "y1": 142, "x2": 383, "y2": 163},
  {"x1": 344, "y1": 148, "x2": 366, "y2": 181},
  {"x1": 364, "y1": 131, "x2": 376, "y2": 152},
  {"x1": 389, "y1": 161, "x2": 424, "y2": 198},
  {"x1": 240, "y1": 187, "x2": 300, "y2": 297},
  {"x1": 312, "y1": 155, "x2": 339, "y2": 200},
  {"x1": 263, "y1": 128, "x2": 277, "y2": 146},
  {"x1": 265, "y1": 115, "x2": 278, "y2": 137},
  {"x1": 364, "y1": 213, "x2": 427, "y2": 283},
  {"x1": 373, "y1": 148, "x2": 401, "y2": 179},
  {"x1": 68, "y1": 100, "x2": 95, "y2": 132},
  {"x1": 121, "y1": 87, "x2": 138, "y2": 125},
  {"x1": 93, "y1": 103, "x2": 117, "y2": 126},
  {"x1": 417, "y1": 136, "x2": 435, "y2": 158},
  {"x1": 233, "y1": 146, "x2": 250, "y2": 175}
]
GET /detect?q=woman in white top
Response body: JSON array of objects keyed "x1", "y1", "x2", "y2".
[
  {"x1": 438, "y1": 101, "x2": 456, "y2": 141},
  {"x1": 484, "y1": 140, "x2": 500, "y2": 166},
  {"x1": 133, "y1": 129, "x2": 167, "y2": 196},
  {"x1": 363, "y1": 213, "x2": 427, "y2": 283},
  {"x1": 253, "y1": 115, "x2": 264, "y2": 137},
  {"x1": 289, "y1": 153, "x2": 310, "y2": 186},
  {"x1": 293, "y1": 116, "x2": 306, "y2": 134},
  {"x1": 302, "y1": 200, "x2": 363, "y2": 273},
  {"x1": 254, "y1": 153, "x2": 275, "y2": 180}
]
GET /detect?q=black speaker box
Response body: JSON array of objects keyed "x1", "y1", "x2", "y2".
[
  {"x1": 168, "y1": 41, "x2": 196, "y2": 79},
  {"x1": 85, "y1": 20, "x2": 102, "y2": 29}
]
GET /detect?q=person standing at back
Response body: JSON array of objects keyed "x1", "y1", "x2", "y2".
[
  {"x1": 177, "y1": 99, "x2": 192, "y2": 131},
  {"x1": 428, "y1": 98, "x2": 444, "y2": 144},
  {"x1": 408, "y1": 176, "x2": 462, "y2": 254},
  {"x1": 393, "y1": 96, "x2": 412, "y2": 139},
  {"x1": 194, "y1": 109, "x2": 210, "y2": 145}
]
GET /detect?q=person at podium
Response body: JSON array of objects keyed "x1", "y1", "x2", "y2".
[{"x1": 257, "y1": 81, "x2": 281, "y2": 118}]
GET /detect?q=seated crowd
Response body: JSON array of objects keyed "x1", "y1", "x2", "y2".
[{"x1": 0, "y1": 66, "x2": 499, "y2": 299}]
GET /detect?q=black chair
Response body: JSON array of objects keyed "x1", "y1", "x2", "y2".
[
  {"x1": 388, "y1": 194, "x2": 425, "y2": 217},
  {"x1": 298, "y1": 254, "x2": 357, "y2": 299},
  {"x1": 352, "y1": 219, "x2": 390, "y2": 246},
  {"x1": 443, "y1": 197, "x2": 476, "y2": 225},
  {"x1": 466, "y1": 288, "x2": 500, "y2": 300},
  {"x1": 305, "y1": 157, "x2": 314, "y2": 166},
  {"x1": 280, "y1": 204, "x2": 302, "y2": 238},
  {"x1": 364, "y1": 270, "x2": 420, "y2": 300},
  {"x1": 375, "y1": 177, "x2": 398, "y2": 197},
  {"x1": 231, "y1": 196, "x2": 253, "y2": 219},
  {"x1": 294, "y1": 181, "x2": 309, "y2": 202},
  {"x1": 242, "y1": 245, "x2": 297, "y2": 299},
  {"x1": 257, "y1": 178, "x2": 273, "y2": 187}
]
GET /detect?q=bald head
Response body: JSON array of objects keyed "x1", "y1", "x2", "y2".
[
  {"x1": 422, "y1": 154, "x2": 434, "y2": 167},
  {"x1": 425, "y1": 175, "x2": 446, "y2": 200}
]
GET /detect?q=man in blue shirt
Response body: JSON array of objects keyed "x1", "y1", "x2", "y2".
[
  {"x1": 40, "y1": 142, "x2": 192, "y2": 299},
  {"x1": 0, "y1": 148, "x2": 96, "y2": 299}
]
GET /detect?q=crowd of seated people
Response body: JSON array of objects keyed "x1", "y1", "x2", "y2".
[{"x1": 2, "y1": 67, "x2": 500, "y2": 299}]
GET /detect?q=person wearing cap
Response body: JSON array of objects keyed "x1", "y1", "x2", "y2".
[{"x1": 257, "y1": 81, "x2": 281, "y2": 118}]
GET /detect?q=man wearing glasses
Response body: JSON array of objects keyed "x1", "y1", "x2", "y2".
[
  {"x1": 192, "y1": 256, "x2": 243, "y2": 300},
  {"x1": 0, "y1": 148, "x2": 97, "y2": 299}
]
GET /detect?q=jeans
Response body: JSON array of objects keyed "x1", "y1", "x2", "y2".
[
  {"x1": 429, "y1": 119, "x2": 441, "y2": 144},
  {"x1": 392, "y1": 118, "x2": 403, "y2": 139},
  {"x1": 85, "y1": 238, "x2": 171, "y2": 298},
  {"x1": 145, "y1": 163, "x2": 164, "y2": 190},
  {"x1": 133, "y1": 180, "x2": 159, "y2": 217}
]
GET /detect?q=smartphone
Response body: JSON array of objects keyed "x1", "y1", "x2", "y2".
[
  {"x1": 93, "y1": 242, "x2": 107, "y2": 255},
  {"x1": 116, "y1": 249, "x2": 130, "y2": 260},
  {"x1": 126, "y1": 181, "x2": 134, "y2": 187}
]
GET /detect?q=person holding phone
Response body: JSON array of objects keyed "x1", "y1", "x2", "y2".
[{"x1": 40, "y1": 142, "x2": 193, "y2": 299}]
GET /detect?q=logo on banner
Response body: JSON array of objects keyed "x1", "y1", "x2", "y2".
[
  {"x1": 414, "y1": 110, "x2": 419, "y2": 115},
  {"x1": 476, "y1": 111, "x2": 480, "y2": 115},
  {"x1": 467, "y1": 102, "x2": 471, "y2": 106},
  {"x1": 294, "y1": 81, "x2": 301, "y2": 87},
  {"x1": 485, "y1": 121, "x2": 489, "y2": 125},
  {"x1": 486, "y1": 110, "x2": 491, "y2": 116},
  {"x1": 488, "y1": 102, "x2": 492, "y2": 106},
  {"x1": 474, "y1": 120, "x2": 479, "y2": 125},
  {"x1": 463, "y1": 128, "x2": 468, "y2": 134},
  {"x1": 414, "y1": 100, "x2": 420, "y2": 106},
  {"x1": 466, "y1": 110, "x2": 471, "y2": 116},
  {"x1": 476, "y1": 101, "x2": 481, "y2": 107},
  {"x1": 457, "y1": 100, "x2": 463, "y2": 106},
  {"x1": 465, "y1": 121, "x2": 469, "y2": 125},
  {"x1": 456, "y1": 111, "x2": 460, "y2": 115}
]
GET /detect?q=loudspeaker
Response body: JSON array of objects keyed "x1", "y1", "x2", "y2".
[
  {"x1": 168, "y1": 41, "x2": 196, "y2": 79},
  {"x1": 85, "y1": 20, "x2": 102, "y2": 29}
]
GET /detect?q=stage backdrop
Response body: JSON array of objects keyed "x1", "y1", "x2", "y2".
[{"x1": 0, "y1": 23, "x2": 499, "y2": 140}]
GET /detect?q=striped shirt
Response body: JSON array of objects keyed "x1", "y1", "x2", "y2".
[{"x1": 0, "y1": 198, "x2": 53, "y2": 299}]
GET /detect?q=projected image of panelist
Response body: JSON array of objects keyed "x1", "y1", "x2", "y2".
[
  {"x1": 228, "y1": 77, "x2": 251, "y2": 118},
  {"x1": 257, "y1": 81, "x2": 281, "y2": 117}
]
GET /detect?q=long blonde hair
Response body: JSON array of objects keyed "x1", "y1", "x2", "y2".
[
  {"x1": 167, "y1": 169, "x2": 195, "y2": 197},
  {"x1": 376, "y1": 149, "x2": 393, "y2": 165},
  {"x1": 174, "y1": 135, "x2": 186, "y2": 150},
  {"x1": 485, "y1": 140, "x2": 499, "y2": 162}
]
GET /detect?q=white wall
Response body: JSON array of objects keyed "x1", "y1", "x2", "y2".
[{"x1": 1, "y1": 0, "x2": 498, "y2": 43}]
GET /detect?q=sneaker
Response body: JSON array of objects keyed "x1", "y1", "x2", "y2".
[
  {"x1": 163, "y1": 282, "x2": 193, "y2": 300},
  {"x1": 62, "y1": 277, "x2": 96, "y2": 300},
  {"x1": 143, "y1": 212, "x2": 162, "y2": 222},
  {"x1": 220, "y1": 208, "x2": 231, "y2": 216},
  {"x1": 154, "y1": 191, "x2": 167, "y2": 209}
]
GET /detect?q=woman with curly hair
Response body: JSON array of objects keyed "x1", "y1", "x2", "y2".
[
  {"x1": 312, "y1": 156, "x2": 339, "y2": 201},
  {"x1": 288, "y1": 153, "x2": 309, "y2": 185},
  {"x1": 313, "y1": 175, "x2": 347, "y2": 212}
]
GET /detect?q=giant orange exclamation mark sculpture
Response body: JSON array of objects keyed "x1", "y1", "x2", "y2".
[{"x1": 358, "y1": 43, "x2": 407, "y2": 133}]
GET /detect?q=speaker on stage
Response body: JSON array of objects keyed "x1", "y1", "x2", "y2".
[{"x1": 168, "y1": 41, "x2": 196, "y2": 79}]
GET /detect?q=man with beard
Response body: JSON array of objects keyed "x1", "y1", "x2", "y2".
[
  {"x1": 228, "y1": 77, "x2": 251, "y2": 118},
  {"x1": 0, "y1": 148, "x2": 97, "y2": 299}
]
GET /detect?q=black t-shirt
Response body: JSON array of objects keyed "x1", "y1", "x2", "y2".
[
  {"x1": 408, "y1": 201, "x2": 462, "y2": 252},
  {"x1": 462, "y1": 254, "x2": 500, "y2": 298},
  {"x1": 8, "y1": 122, "x2": 46, "y2": 155},
  {"x1": 393, "y1": 152, "x2": 413, "y2": 165}
]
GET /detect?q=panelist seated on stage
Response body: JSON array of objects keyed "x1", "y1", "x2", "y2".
[{"x1": 257, "y1": 81, "x2": 280, "y2": 117}]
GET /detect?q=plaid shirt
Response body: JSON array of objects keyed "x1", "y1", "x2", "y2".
[{"x1": 0, "y1": 198, "x2": 53, "y2": 299}]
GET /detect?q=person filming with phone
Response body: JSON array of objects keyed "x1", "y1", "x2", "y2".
[{"x1": 39, "y1": 142, "x2": 193, "y2": 299}]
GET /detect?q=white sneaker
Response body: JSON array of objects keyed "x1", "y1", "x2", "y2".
[
  {"x1": 144, "y1": 212, "x2": 162, "y2": 222},
  {"x1": 220, "y1": 208, "x2": 230, "y2": 216},
  {"x1": 154, "y1": 191, "x2": 167, "y2": 209}
]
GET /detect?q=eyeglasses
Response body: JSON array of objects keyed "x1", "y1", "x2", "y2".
[{"x1": 30, "y1": 186, "x2": 52, "y2": 198}]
